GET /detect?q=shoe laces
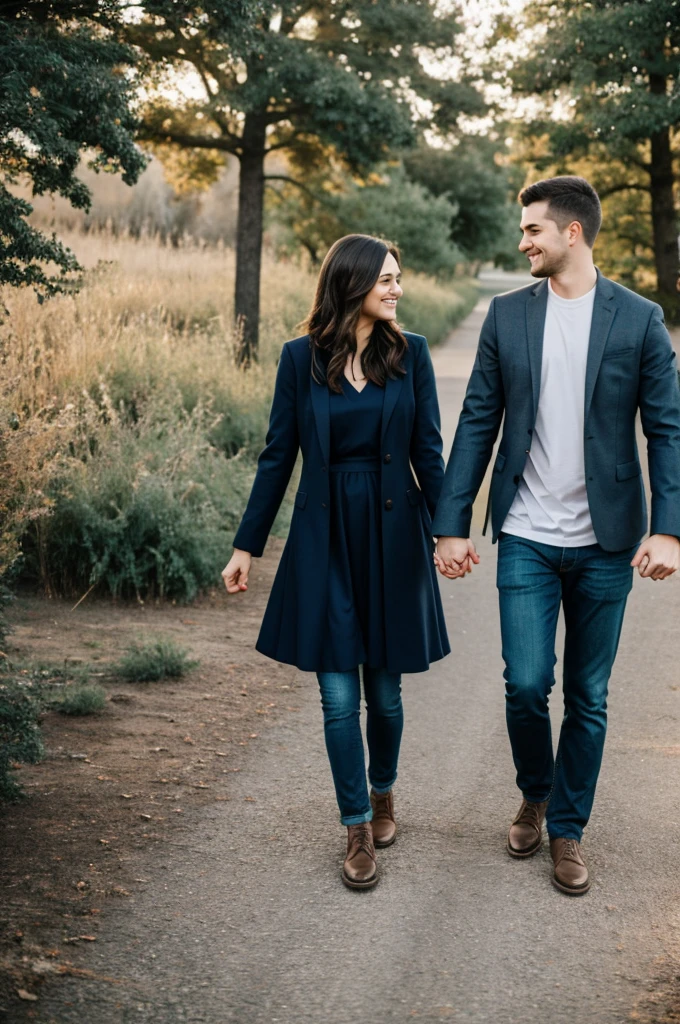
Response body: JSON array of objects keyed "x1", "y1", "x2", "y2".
[
  {"x1": 563, "y1": 839, "x2": 579, "y2": 860},
  {"x1": 349, "y1": 824, "x2": 374, "y2": 858},
  {"x1": 515, "y1": 801, "x2": 541, "y2": 828}
]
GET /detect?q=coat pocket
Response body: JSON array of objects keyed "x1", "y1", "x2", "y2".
[
  {"x1": 493, "y1": 452, "x2": 506, "y2": 473},
  {"x1": 616, "y1": 460, "x2": 641, "y2": 482},
  {"x1": 294, "y1": 490, "x2": 308, "y2": 509},
  {"x1": 406, "y1": 487, "x2": 422, "y2": 507},
  {"x1": 602, "y1": 346, "x2": 636, "y2": 360}
]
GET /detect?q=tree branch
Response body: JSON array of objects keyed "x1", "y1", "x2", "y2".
[
  {"x1": 598, "y1": 182, "x2": 651, "y2": 198},
  {"x1": 140, "y1": 128, "x2": 241, "y2": 155},
  {"x1": 264, "y1": 174, "x2": 333, "y2": 207}
]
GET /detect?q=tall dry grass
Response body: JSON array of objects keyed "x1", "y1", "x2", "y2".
[{"x1": 1, "y1": 229, "x2": 476, "y2": 601}]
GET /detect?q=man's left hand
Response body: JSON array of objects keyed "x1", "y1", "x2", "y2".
[{"x1": 631, "y1": 534, "x2": 680, "y2": 580}]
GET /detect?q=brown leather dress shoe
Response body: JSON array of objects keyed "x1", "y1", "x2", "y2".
[
  {"x1": 550, "y1": 837, "x2": 590, "y2": 895},
  {"x1": 507, "y1": 798, "x2": 549, "y2": 857},
  {"x1": 370, "y1": 789, "x2": 397, "y2": 848},
  {"x1": 342, "y1": 823, "x2": 378, "y2": 890}
]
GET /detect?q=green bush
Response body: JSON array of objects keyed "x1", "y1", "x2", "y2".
[
  {"x1": 0, "y1": 682, "x2": 44, "y2": 801},
  {"x1": 114, "y1": 637, "x2": 198, "y2": 682},
  {"x1": 58, "y1": 683, "x2": 107, "y2": 715},
  {"x1": 398, "y1": 278, "x2": 478, "y2": 346},
  {"x1": 22, "y1": 396, "x2": 257, "y2": 602}
]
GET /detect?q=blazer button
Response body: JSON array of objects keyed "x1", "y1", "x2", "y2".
[
  {"x1": 385, "y1": 499, "x2": 393, "y2": 510},
  {"x1": 525, "y1": 449, "x2": 530, "y2": 454},
  {"x1": 383, "y1": 454, "x2": 392, "y2": 464},
  {"x1": 513, "y1": 475, "x2": 520, "y2": 485}
]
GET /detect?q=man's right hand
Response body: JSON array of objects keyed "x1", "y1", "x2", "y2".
[{"x1": 434, "y1": 537, "x2": 480, "y2": 579}]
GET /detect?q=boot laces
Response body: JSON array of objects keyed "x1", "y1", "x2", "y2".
[
  {"x1": 516, "y1": 801, "x2": 541, "y2": 828},
  {"x1": 350, "y1": 824, "x2": 374, "y2": 858}
]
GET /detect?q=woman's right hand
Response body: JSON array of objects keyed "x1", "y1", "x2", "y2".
[{"x1": 222, "y1": 549, "x2": 252, "y2": 593}]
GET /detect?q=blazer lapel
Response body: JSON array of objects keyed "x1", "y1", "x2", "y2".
[
  {"x1": 309, "y1": 349, "x2": 330, "y2": 466},
  {"x1": 584, "y1": 271, "x2": 616, "y2": 422},
  {"x1": 381, "y1": 371, "x2": 404, "y2": 445},
  {"x1": 526, "y1": 279, "x2": 548, "y2": 420}
]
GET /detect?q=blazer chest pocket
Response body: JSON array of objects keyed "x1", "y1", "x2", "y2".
[
  {"x1": 406, "y1": 488, "x2": 422, "y2": 507},
  {"x1": 294, "y1": 490, "x2": 308, "y2": 509},
  {"x1": 602, "y1": 346, "x2": 636, "y2": 361},
  {"x1": 616, "y1": 460, "x2": 641, "y2": 482}
]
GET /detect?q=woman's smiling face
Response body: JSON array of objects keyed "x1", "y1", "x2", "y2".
[{"x1": 360, "y1": 252, "x2": 403, "y2": 323}]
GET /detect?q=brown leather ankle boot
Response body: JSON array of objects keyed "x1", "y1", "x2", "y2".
[
  {"x1": 507, "y1": 798, "x2": 549, "y2": 857},
  {"x1": 550, "y1": 838, "x2": 590, "y2": 895},
  {"x1": 342, "y1": 823, "x2": 378, "y2": 890},
  {"x1": 370, "y1": 789, "x2": 397, "y2": 848}
]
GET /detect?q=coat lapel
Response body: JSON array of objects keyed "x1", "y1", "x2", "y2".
[
  {"x1": 526, "y1": 279, "x2": 548, "y2": 420},
  {"x1": 381, "y1": 371, "x2": 404, "y2": 444},
  {"x1": 309, "y1": 353, "x2": 330, "y2": 466},
  {"x1": 584, "y1": 271, "x2": 616, "y2": 421}
]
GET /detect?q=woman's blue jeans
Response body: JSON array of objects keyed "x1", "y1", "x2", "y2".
[
  {"x1": 316, "y1": 666, "x2": 403, "y2": 826},
  {"x1": 497, "y1": 533, "x2": 635, "y2": 841}
]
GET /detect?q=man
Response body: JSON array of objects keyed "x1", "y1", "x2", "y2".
[{"x1": 432, "y1": 176, "x2": 680, "y2": 895}]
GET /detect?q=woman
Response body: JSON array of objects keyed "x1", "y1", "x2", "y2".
[{"x1": 222, "y1": 234, "x2": 455, "y2": 890}]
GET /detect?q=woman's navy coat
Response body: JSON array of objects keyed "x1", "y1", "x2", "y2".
[{"x1": 232, "y1": 332, "x2": 451, "y2": 674}]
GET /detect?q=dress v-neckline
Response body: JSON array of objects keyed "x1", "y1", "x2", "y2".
[{"x1": 342, "y1": 375, "x2": 370, "y2": 396}]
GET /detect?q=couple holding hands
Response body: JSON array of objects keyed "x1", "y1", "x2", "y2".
[{"x1": 223, "y1": 175, "x2": 680, "y2": 895}]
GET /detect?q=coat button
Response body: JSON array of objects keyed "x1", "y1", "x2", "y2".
[
  {"x1": 525, "y1": 449, "x2": 530, "y2": 454},
  {"x1": 383, "y1": 454, "x2": 392, "y2": 464},
  {"x1": 513, "y1": 475, "x2": 520, "y2": 485},
  {"x1": 385, "y1": 499, "x2": 393, "y2": 510},
  {"x1": 321, "y1": 502, "x2": 327, "y2": 508}
]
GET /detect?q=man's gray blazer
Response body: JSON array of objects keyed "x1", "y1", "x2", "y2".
[{"x1": 431, "y1": 270, "x2": 680, "y2": 552}]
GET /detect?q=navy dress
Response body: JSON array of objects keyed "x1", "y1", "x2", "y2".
[{"x1": 325, "y1": 378, "x2": 386, "y2": 672}]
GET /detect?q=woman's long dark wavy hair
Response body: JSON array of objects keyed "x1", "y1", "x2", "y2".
[{"x1": 303, "y1": 234, "x2": 408, "y2": 393}]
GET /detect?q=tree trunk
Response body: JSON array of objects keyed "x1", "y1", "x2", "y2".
[
  {"x1": 648, "y1": 75, "x2": 678, "y2": 296},
  {"x1": 234, "y1": 113, "x2": 267, "y2": 364}
]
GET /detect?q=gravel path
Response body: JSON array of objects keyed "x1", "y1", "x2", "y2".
[{"x1": 33, "y1": 277, "x2": 680, "y2": 1024}]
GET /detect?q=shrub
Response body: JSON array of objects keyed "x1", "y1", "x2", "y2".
[
  {"x1": 114, "y1": 637, "x2": 198, "y2": 682},
  {"x1": 0, "y1": 682, "x2": 44, "y2": 801},
  {"x1": 398, "y1": 276, "x2": 478, "y2": 346},
  {"x1": 58, "y1": 683, "x2": 107, "y2": 715}
]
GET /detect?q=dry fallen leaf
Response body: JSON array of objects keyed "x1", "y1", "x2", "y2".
[{"x1": 17, "y1": 989, "x2": 38, "y2": 1001}]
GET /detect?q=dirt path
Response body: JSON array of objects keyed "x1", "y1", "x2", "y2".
[{"x1": 4, "y1": 277, "x2": 680, "y2": 1023}]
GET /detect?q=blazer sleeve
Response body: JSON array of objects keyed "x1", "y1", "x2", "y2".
[
  {"x1": 638, "y1": 304, "x2": 680, "y2": 540},
  {"x1": 408, "y1": 336, "x2": 445, "y2": 518},
  {"x1": 431, "y1": 297, "x2": 505, "y2": 538},
  {"x1": 232, "y1": 343, "x2": 300, "y2": 557}
]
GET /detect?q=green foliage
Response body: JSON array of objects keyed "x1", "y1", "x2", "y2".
[
  {"x1": 22, "y1": 397, "x2": 257, "y2": 602},
  {"x1": 130, "y1": 2, "x2": 483, "y2": 169},
  {"x1": 57, "y1": 683, "x2": 107, "y2": 716},
  {"x1": 398, "y1": 278, "x2": 479, "y2": 346},
  {"x1": 0, "y1": 4, "x2": 145, "y2": 299},
  {"x1": 0, "y1": 681, "x2": 44, "y2": 801},
  {"x1": 269, "y1": 164, "x2": 462, "y2": 276},
  {"x1": 504, "y1": 0, "x2": 680, "y2": 292},
  {"x1": 114, "y1": 637, "x2": 198, "y2": 683},
  {"x1": 403, "y1": 138, "x2": 526, "y2": 270}
]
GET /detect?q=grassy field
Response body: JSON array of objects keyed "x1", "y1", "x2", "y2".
[{"x1": 0, "y1": 230, "x2": 477, "y2": 602}]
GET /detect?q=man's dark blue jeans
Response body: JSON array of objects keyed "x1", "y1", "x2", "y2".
[{"x1": 497, "y1": 533, "x2": 636, "y2": 841}]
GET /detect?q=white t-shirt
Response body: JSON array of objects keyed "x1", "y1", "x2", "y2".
[{"x1": 501, "y1": 278, "x2": 598, "y2": 548}]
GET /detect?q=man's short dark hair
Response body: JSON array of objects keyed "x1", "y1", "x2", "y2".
[{"x1": 518, "y1": 176, "x2": 602, "y2": 248}]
